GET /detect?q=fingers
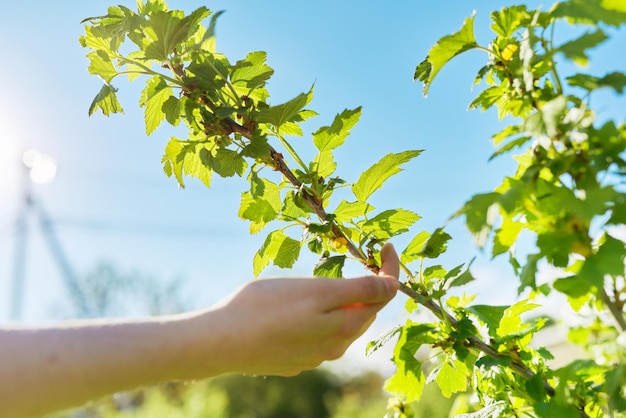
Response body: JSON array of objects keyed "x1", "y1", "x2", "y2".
[{"x1": 379, "y1": 243, "x2": 400, "y2": 280}]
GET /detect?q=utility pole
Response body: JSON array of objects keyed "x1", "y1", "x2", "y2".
[
  {"x1": 9, "y1": 150, "x2": 91, "y2": 319},
  {"x1": 9, "y1": 162, "x2": 31, "y2": 320}
]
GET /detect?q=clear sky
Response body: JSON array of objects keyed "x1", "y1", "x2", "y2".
[{"x1": 0, "y1": 0, "x2": 624, "y2": 371}]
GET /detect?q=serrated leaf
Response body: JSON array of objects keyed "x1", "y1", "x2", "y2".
[
  {"x1": 239, "y1": 192, "x2": 278, "y2": 233},
  {"x1": 449, "y1": 260, "x2": 475, "y2": 288},
  {"x1": 360, "y1": 209, "x2": 421, "y2": 240},
  {"x1": 162, "y1": 95, "x2": 181, "y2": 125},
  {"x1": 468, "y1": 85, "x2": 505, "y2": 112},
  {"x1": 401, "y1": 231, "x2": 430, "y2": 264},
  {"x1": 281, "y1": 191, "x2": 309, "y2": 220},
  {"x1": 519, "y1": 252, "x2": 541, "y2": 292},
  {"x1": 87, "y1": 50, "x2": 118, "y2": 83},
  {"x1": 312, "y1": 150, "x2": 336, "y2": 178},
  {"x1": 435, "y1": 357, "x2": 469, "y2": 398},
  {"x1": 455, "y1": 192, "x2": 500, "y2": 247},
  {"x1": 274, "y1": 235, "x2": 301, "y2": 269},
  {"x1": 161, "y1": 137, "x2": 185, "y2": 186},
  {"x1": 352, "y1": 150, "x2": 422, "y2": 202},
  {"x1": 312, "y1": 107, "x2": 362, "y2": 152},
  {"x1": 256, "y1": 86, "x2": 314, "y2": 130},
  {"x1": 456, "y1": 401, "x2": 508, "y2": 418},
  {"x1": 141, "y1": 76, "x2": 174, "y2": 135},
  {"x1": 490, "y1": 5, "x2": 530, "y2": 38},
  {"x1": 333, "y1": 200, "x2": 374, "y2": 223},
  {"x1": 366, "y1": 326, "x2": 402, "y2": 357},
  {"x1": 469, "y1": 304, "x2": 508, "y2": 339},
  {"x1": 89, "y1": 84, "x2": 124, "y2": 116},
  {"x1": 384, "y1": 323, "x2": 436, "y2": 402},
  {"x1": 496, "y1": 299, "x2": 539, "y2": 338},
  {"x1": 415, "y1": 12, "x2": 478, "y2": 95},
  {"x1": 143, "y1": 7, "x2": 211, "y2": 61},
  {"x1": 489, "y1": 135, "x2": 532, "y2": 160},
  {"x1": 493, "y1": 216, "x2": 524, "y2": 257},
  {"x1": 567, "y1": 71, "x2": 626, "y2": 93},
  {"x1": 201, "y1": 148, "x2": 247, "y2": 178},
  {"x1": 557, "y1": 29, "x2": 608, "y2": 66},
  {"x1": 231, "y1": 51, "x2": 274, "y2": 92},
  {"x1": 253, "y1": 230, "x2": 300, "y2": 276},
  {"x1": 313, "y1": 256, "x2": 345, "y2": 278},
  {"x1": 552, "y1": 0, "x2": 626, "y2": 27},
  {"x1": 160, "y1": 139, "x2": 213, "y2": 188},
  {"x1": 420, "y1": 228, "x2": 452, "y2": 258}
]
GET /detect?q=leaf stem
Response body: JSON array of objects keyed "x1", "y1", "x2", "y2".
[{"x1": 275, "y1": 133, "x2": 310, "y2": 174}]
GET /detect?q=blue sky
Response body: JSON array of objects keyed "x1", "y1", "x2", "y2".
[{"x1": 0, "y1": 0, "x2": 624, "y2": 369}]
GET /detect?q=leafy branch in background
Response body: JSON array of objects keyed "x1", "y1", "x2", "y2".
[{"x1": 82, "y1": 1, "x2": 626, "y2": 417}]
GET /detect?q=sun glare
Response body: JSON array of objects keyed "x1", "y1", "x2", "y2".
[{"x1": 22, "y1": 149, "x2": 57, "y2": 185}]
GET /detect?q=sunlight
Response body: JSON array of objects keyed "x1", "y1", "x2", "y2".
[
  {"x1": 22, "y1": 149, "x2": 57, "y2": 184},
  {"x1": 0, "y1": 125, "x2": 21, "y2": 194}
]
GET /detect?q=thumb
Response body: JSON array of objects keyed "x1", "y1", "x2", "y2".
[{"x1": 379, "y1": 243, "x2": 400, "y2": 280}]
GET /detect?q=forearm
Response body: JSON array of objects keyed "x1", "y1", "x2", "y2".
[{"x1": 0, "y1": 313, "x2": 219, "y2": 417}]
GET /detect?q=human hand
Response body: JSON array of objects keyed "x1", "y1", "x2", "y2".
[{"x1": 188, "y1": 243, "x2": 400, "y2": 377}]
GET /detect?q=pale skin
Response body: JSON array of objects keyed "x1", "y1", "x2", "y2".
[{"x1": 0, "y1": 243, "x2": 400, "y2": 418}]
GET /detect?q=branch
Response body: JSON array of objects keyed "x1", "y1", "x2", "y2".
[
  {"x1": 599, "y1": 287, "x2": 626, "y2": 332},
  {"x1": 220, "y1": 115, "x2": 594, "y2": 417}
]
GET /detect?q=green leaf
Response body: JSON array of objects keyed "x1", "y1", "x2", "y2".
[
  {"x1": 231, "y1": 51, "x2": 274, "y2": 92},
  {"x1": 489, "y1": 135, "x2": 532, "y2": 160},
  {"x1": 332, "y1": 200, "x2": 374, "y2": 223},
  {"x1": 557, "y1": 29, "x2": 608, "y2": 66},
  {"x1": 366, "y1": 326, "x2": 402, "y2": 357},
  {"x1": 567, "y1": 71, "x2": 626, "y2": 94},
  {"x1": 401, "y1": 229, "x2": 452, "y2": 263},
  {"x1": 352, "y1": 150, "x2": 422, "y2": 202},
  {"x1": 401, "y1": 231, "x2": 430, "y2": 264},
  {"x1": 311, "y1": 150, "x2": 336, "y2": 178},
  {"x1": 490, "y1": 5, "x2": 530, "y2": 38},
  {"x1": 161, "y1": 137, "x2": 185, "y2": 186},
  {"x1": 420, "y1": 228, "x2": 452, "y2": 258},
  {"x1": 201, "y1": 148, "x2": 247, "y2": 178},
  {"x1": 455, "y1": 192, "x2": 500, "y2": 247},
  {"x1": 162, "y1": 95, "x2": 181, "y2": 126},
  {"x1": 313, "y1": 256, "x2": 346, "y2": 278},
  {"x1": 87, "y1": 51, "x2": 118, "y2": 83},
  {"x1": 160, "y1": 139, "x2": 213, "y2": 188},
  {"x1": 257, "y1": 86, "x2": 314, "y2": 130},
  {"x1": 449, "y1": 260, "x2": 475, "y2": 288},
  {"x1": 312, "y1": 107, "x2": 362, "y2": 152},
  {"x1": 141, "y1": 76, "x2": 174, "y2": 135},
  {"x1": 88, "y1": 84, "x2": 124, "y2": 116},
  {"x1": 603, "y1": 365, "x2": 626, "y2": 413},
  {"x1": 458, "y1": 401, "x2": 508, "y2": 418},
  {"x1": 493, "y1": 216, "x2": 524, "y2": 257},
  {"x1": 519, "y1": 253, "x2": 541, "y2": 292},
  {"x1": 414, "y1": 12, "x2": 478, "y2": 95},
  {"x1": 253, "y1": 230, "x2": 301, "y2": 276},
  {"x1": 239, "y1": 192, "x2": 278, "y2": 234},
  {"x1": 575, "y1": 234, "x2": 626, "y2": 288},
  {"x1": 469, "y1": 304, "x2": 508, "y2": 339},
  {"x1": 496, "y1": 299, "x2": 539, "y2": 338},
  {"x1": 80, "y1": 24, "x2": 121, "y2": 58},
  {"x1": 274, "y1": 235, "x2": 302, "y2": 269},
  {"x1": 385, "y1": 323, "x2": 436, "y2": 402},
  {"x1": 552, "y1": 0, "x2": 626, "y2": 27},
  {"x1": 143, "y1": 7, "x2": 211, "y2": 61},
  {"x1": 435, "y1": 357, "x2": 469, "y2": 398},
  {"x1": 468, "y1": 85, "x2": 505, "y2": 112},
  {"x1": 360, "y1": 209, "x2": 421, "y2": 240}
]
